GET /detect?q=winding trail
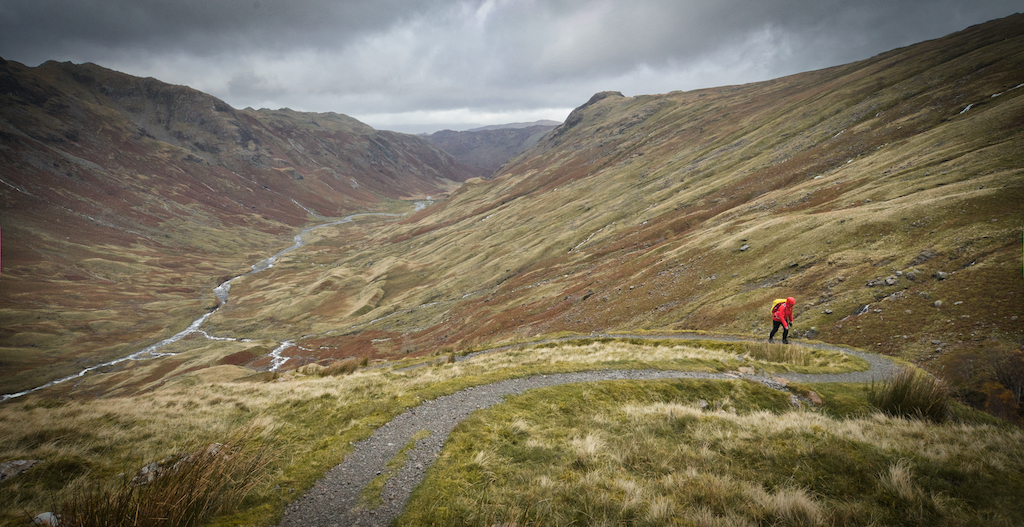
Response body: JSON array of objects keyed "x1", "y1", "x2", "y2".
[{"x1": 278, "y1": 336, "x2": 900, "y2": 527}]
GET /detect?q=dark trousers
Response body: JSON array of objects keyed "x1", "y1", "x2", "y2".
[{"x1": 770, "y1": 320, "x2": 788, "y2": 342}]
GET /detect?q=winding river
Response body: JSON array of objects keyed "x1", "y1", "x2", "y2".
[{"x1": 1, "y1": 204, "x2": 429, "y2": 402}]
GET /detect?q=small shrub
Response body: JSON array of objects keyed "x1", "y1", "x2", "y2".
[
  {"x1": 869, "y1": 367, "x2": 950, "y2": 423},
  {"x1": 995, "y1": 348, "x2": 1024, "y2": 405}
]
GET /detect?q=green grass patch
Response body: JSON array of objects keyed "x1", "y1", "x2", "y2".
[
  {"x1": 360, "y1": 430, "x2": 431, "y2": 510},
  {"x1": 789, "y1": 382, "x2": 875, "y2": 419},
  {"x1": 401, "y1": 379, "x2": 1024, "y2": 527}
]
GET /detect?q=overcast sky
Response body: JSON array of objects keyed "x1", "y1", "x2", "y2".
[{"x1": 1, "y1": 1, "x2": 1019, "y2": 133}]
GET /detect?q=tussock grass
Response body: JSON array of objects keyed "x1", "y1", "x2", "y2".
[
  {"x1": 403, "y1": 380, "x2": 1024, "y2": 526},
  {"x1": 869, "y1": 366, "x2": 950, "y2": 423},
  {"x1": 470, "y1": 337, "x2": 867, "y2": 375},
  {"x1": 57, "y1": 427, "x2": 275, "y2": 527},
  {"x1": 299, "y1": 357, "x2": 369, "y2": 377},
  {"x1": 744, "y1": 341, "x2": 816, "y2": 367}
]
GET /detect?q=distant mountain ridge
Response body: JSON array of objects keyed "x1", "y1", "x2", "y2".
[
  {"x1": 424, "y1": 121, "x2": 560, "y2": 176},
  {"x1": 467, "y1": 120, "x2": 561, "y2": 132}
]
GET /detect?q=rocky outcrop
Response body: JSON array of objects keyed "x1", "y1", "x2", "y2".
[{"x1": 0, "y1": 459, "x2": 39, "y2": 482}]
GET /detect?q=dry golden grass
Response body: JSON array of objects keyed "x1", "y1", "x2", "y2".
[{"x1": 57, "y1": 427, "x2": 275, "y2": 527}]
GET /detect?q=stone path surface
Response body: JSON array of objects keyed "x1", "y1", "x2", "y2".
[{"x1": 278, "y1": 338, "x2": 898, "y2": 527}]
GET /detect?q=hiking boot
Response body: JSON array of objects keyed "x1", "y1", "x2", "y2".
[
  {"x1": 782, "y1": 339, "x2": 789, "y2": 344},
  {"x1": 768, "y1": 338, "x2": 774, "y2": 343}
]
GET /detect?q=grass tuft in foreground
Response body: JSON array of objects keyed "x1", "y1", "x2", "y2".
[
  {"x1": 56, "y1": 427, "x2": 275, "y2": 527},
  {"x1": 868, "y1": 366, "x2": 950, "y2": 423}
]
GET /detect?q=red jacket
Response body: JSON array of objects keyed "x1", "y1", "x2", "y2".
[{"x1": 772, "y1": 297, "x2": 795, "y2": 328}]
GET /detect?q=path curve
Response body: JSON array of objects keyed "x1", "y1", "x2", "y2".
[{"x1": 278, "y1": 337, "x2": 899, "y2": 527}]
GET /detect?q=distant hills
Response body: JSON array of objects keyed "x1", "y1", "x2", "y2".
[
  {"x1": 467, "y1": 120, "x2": 561, "y2": 131},
  {"x1": 423, "y1": 120, "x2": 560, "y2": 176},
  {"x1": 2, "y1": 13, "x2": 1023, "y2": 423}
]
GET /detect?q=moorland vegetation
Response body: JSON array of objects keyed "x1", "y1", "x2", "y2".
[
  {"x1": 3, "y1": 338, "x2": 1022, "y2": 526},
  {"x1": 0, "y1": 12, "x2": 1023, "y2": 527}
]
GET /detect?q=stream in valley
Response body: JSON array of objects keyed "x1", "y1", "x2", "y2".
[{"x1": 1, "y1": 203, "x2": 431, "y2": 402}]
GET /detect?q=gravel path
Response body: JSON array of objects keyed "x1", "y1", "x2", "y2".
[{"x1": 278, "y1": 338, "x2": 899, "y2": 527}]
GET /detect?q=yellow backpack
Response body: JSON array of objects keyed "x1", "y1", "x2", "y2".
[{"x1": 771, "y1": 298, "x2": 787, "y2": 315}]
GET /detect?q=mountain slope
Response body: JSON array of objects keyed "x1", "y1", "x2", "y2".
[
  {"x1": 424, "y1": 121, "x2": 560, "y2": 176},
  {"x1": 204, "y1": 14, "x2": 1024, "y2": 417},
  {"x1": 0, "y1": 59, "x2": 478, "y2": 394},
  {"x1": 3, "y1": 15, "x2": 1022, "y2": 419},
  {"x1": 2, "y1": 14, "x2": 1024, "y2": 527}
]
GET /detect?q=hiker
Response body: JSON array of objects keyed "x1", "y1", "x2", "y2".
[{"x1": 769, "y1": 297, "x2": 795, "y2": 344}]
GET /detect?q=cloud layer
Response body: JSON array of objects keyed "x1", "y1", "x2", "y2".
[{"x1": 2, "y1": 0, "x2": 1018, "y2": 132}]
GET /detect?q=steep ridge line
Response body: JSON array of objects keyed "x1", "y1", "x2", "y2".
[{"x1": 278, "y1": 337, "x2": 899, "y2": 527}]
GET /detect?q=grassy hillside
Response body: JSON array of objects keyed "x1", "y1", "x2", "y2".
[
  {"x1": 178, "y1": 14, "x2": 1024, "y2": 419},
  {"x1": 406, "y1": 376, "x2": 1021, "y2": 526},
  {"x1": 1, "y1": 12, "x2": 1023, "y2": 527},
  {"x1": 0, "y1": 59, "x2": 476, "y2": 395}
]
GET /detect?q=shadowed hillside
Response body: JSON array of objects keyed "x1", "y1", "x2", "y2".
[
  {"x1": 424, "y1": 121, "x2": 560, "y2": 176},
  {"x1": 0, "y1": 59, "x2": 478, "y2": 394}
]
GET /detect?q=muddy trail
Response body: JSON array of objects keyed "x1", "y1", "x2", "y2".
[{"x1": 278, "y1": 336, "x2": 900, "y2": 527}]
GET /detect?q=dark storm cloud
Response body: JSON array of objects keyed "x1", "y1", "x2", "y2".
[
  {"x1": 473, "y1": 0, "x2": 1001, "y2": 83},
  {"x1": 0, "y1": 0, "x2": 444, "y2": 59},
  {"x1": 1, "y1": 0, "x2": 1018, "y2": 132}
]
